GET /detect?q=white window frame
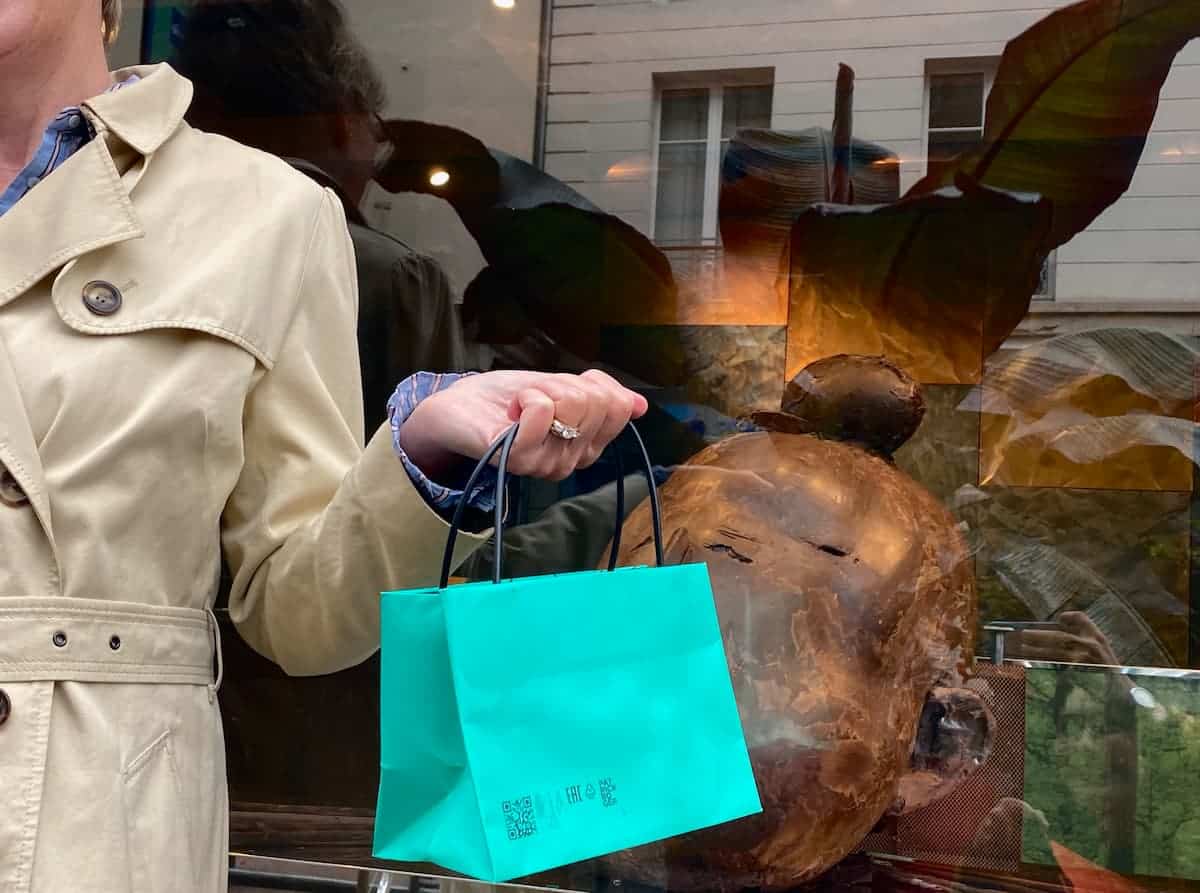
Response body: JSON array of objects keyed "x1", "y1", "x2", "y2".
[
  {"x1": 650, "y1": 71, "x2": 774, "y2": 246},
  {"x1": 921, "y1": 57, "x2": 998, "y2": 173},
  {"x1": 923, "y1": 58, "x2": 1056, "y2": 300}
]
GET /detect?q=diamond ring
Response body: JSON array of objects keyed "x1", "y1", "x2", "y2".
[{"x1": 549, "y1": 419, "x2": 581, "y2": 441}]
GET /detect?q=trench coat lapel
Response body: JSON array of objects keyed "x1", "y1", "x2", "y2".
[
  {"x1": 0, "y1": 136, "x2": 143, "y2": 310},
  {"x1": 0, "y1": 63, "x2": 192, "y2": 554},
  {"x1": 0, "y1": 134, "x2": 146, "y2": 559},
  {"x1": 0, "y1": 122, "x2": 150, "y2": 558}
]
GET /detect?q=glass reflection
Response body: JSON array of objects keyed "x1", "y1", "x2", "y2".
[{"x1": 126, "y1": 0, "x2": 1200, "y2": 887}]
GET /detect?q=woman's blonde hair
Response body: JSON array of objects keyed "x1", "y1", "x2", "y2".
[{"x1": 102, "y1": 0, "x2": 122, "y2": 45}]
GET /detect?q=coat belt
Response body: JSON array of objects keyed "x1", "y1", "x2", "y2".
[{"x1": 0, "y1": 597, "x2": 219, "y2": 685}]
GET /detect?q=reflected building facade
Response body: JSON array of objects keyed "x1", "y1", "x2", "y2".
[{"x1": 542, "y1": 0, "x2": 1200, "y2": 344}]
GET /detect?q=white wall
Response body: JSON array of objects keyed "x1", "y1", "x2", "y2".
[{"x1": 546, "y1": 0, "x2": 1200, "y2": 306}]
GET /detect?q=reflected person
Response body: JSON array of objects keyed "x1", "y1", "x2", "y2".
[{"x1": 172, "y1": 0, "x2": 467, "y2": 425}]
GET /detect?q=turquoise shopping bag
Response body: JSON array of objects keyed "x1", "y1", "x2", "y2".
[{"x1": 373, "y1": 422, "x2": 761, "y2": 882}]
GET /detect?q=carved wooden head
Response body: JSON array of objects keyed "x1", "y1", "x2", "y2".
[{"x1": 605, "y1": 357, "x2": 993, "y2": 890}]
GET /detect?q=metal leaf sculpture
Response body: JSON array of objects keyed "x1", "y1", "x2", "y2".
[
  {"x1": 787, "y1": 176, "x2": 1053, "y2": 384},
  {"x1": 973, "y1": 327, "x2": 1198, "y2": 490},
  {"x1": 719, "y1": 128, "x2": 899, "y2": 281},
  {"x1": 785, "y1": 0, "x2": 1200, "y2": 384},
  {"x1": 908, "y1": 0, "x2": 1200, "y2": 251},
  {"x1": 375, "y1": 119, "x2": 682, "y2": 387}
]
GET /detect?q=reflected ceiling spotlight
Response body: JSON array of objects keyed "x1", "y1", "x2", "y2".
[
  {"x1": 429, "y1": 168, "x2": 451, "y2": 187},
  {"x1": 493, "y1": 0, "x2": 515, "y2": 8}
]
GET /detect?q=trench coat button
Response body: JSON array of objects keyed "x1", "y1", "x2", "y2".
[
  {"x1": 0, "y1": 689, "x2": 9, "y2": 726},
  {"x1": 52, "y1": 631, "x2": 67, "y2": 648},
  {"x1": 109, "y1": 635, "x2": 122, "y2": 651},
  {"x1": 82, "y1": 280, "x2": 122, "y2": 316},
  {"x1": 0, "y1": 469, "x2": 28, "y2": 506}
]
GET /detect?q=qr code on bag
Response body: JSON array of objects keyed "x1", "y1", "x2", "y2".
[{"x1": 503, "y1": 796, "x2": 537, "y2": 840}]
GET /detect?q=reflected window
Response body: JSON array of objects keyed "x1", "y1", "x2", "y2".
[
  {"x1": 925, "y1": 66, "x2": 993, "y2": 182},
  {"x1": 653, "y1": 78, "x2": 773, "y2": 246},
  {"x1": 926, "y1": 60, "x2": 1054, "y2": 299}
]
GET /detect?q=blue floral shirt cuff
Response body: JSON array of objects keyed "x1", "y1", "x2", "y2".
[{"x1": 388, "y1": 372, "x2": 498, "y2": 513}]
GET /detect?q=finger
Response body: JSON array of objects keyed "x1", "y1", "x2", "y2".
[
  {"x1": 529, "y1": 435, "x2": 573, "y2": 482},
  {"x1": 560, "y1": 378, "x2": 611, "y2": 473},
  {"x1": 516, "y1": 375, "x2": 594, "y2": 479},
  {"x1": 511, "y1": 382, "x2": 592, "y2": 478},
  {"x1": 534, "y1": 392, "x2": 588, "y2": 480},
  {"x1": 538, "y1": 376, "x2": 616, "y2": 479},
  {"x1": 507, "y1": 389, "x2": 556, "y2": 471},
  {"x1": 505, "y1": 373, "x2": 644, "y2": 479},
  {"x1": 561, "y1": 372, "x2": 637, "y2": 474},
  {"x1": 582, "y1": 369, "x2": 649, "y2": 419},
  {"x1": 548, "y1": 453, "x2": 576, "y2": 482},
  {"x1": 1013, "y1": 631, "x2": 1104, "y2": 665},
  {"x1": 1066, "y1": 636, "x2": 1110, "y2": 665},
  {"x1": 1057, "y1": 611, "x2": 1104, "y2": 641},
  {"x1": 506, "y1": 374, "x2": 572, "y2": 423},
  {"x1": 1008, "y1": 630, "x2": 1074, "y2": 661},
  {"x1": 549, "y1": 379, "x2": 589, "y2": 433},
  {"x1": 581, "y1": 380, "x2": 636, "y2": 469}
]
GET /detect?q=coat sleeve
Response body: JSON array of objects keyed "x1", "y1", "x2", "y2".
[{"x1": 221, "y1": 188, "x2": 487, "y2": 676}]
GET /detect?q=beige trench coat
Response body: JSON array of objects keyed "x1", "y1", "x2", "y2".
[{"x1": 0, "y1": 63, "x2": 485, "y2": 892}]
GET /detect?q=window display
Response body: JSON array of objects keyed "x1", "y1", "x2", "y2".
[
  {"x1": 6, "y1": 0, "x2": 1199, "y2": 890},
  {"x1": 210, "y1": 0, "x2": 1200, "y2": 884},
  {"x1": 605, "y1": 356, "x2": 992, "y2": 890}
]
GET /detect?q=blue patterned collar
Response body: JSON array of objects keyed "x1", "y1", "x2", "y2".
[{"x1": 0, "y1": 75, "x2": 140, "y2": 218}]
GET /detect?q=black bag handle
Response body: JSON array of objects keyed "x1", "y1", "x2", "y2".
[{"x1": 439, "y1": 422, "x2": 665, "y2": 587}]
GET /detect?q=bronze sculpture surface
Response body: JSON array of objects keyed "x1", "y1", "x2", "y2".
[{"x1": 605, "y1": 358, "x2": 994, "y2": 890}]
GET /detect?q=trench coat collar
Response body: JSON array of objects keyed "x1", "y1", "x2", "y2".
[
  {"x1": 83, "y1": 63, "x2": 194, "y2": 157},
  {"x1": 0, "y1": 64, "x2": 191, "y2": 558}
]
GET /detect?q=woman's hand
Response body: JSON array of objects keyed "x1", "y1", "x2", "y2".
[
  {"x1": 398, "y1": 370, "x2": 649, "y2": 481},
  {"x1": 1007, "y1": 612, "x2": 1120, "y2": 666}
]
